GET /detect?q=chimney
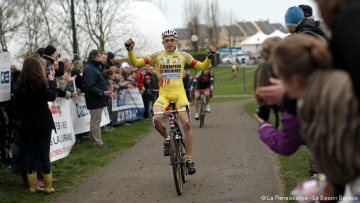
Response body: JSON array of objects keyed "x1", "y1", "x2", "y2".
[
  {"x1": 260, "y1": 19, "x2": 263, "y2": 22},
  {"x1": 267, "y1": 18, "x2": 270, "y2": 22},
  {"x1": 242, "y1": 20, "x2": 245, "y2": 23}
]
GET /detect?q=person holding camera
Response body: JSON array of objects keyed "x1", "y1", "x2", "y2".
[
  {"x1": 15, "y1": 57, "x2": 57, "y2": 194},
  {"x1": 83, "y1": 50, "x2": 117, "y2": 148},
  {"x1": 253, "y1": 62, "x2": 303, "y2": 156}
]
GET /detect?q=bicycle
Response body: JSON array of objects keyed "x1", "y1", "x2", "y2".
[
  {"x1": 198, "y1": 90, "x2": 208, "y2": 128},
  {"x1": 151, "y1": 102, "x2": 191, "y2": 195}
]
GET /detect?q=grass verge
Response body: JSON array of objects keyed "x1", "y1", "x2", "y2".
[
  {"x1": 0, "y1": 120, "x2": 152, "y2": 203},
  {"x1": 187, "y1": 66, "x2": 255, "y2": 95},
  {"x1": 243, "y1": 101, "x2": 310, "y2": 203}
]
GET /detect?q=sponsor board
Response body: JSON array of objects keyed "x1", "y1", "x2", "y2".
[
  {"x1": 112, "y1": 88, "x2": 144, "y2": 125},
  {"x1": 68, "y1": 95, "x2": 110, "y2": 134},
  {"x1": 0, "y1": 52, "x2": 11, "y2": 102},
  {"x1": 48, "y1": 98, "x2": 76, "y2": 162}
]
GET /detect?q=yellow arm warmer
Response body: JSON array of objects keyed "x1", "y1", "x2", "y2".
[
  {"x1": 193, "y1": 57, "x2": 212, "y2": 71},
  {"x1": 128, "y1": 50, "x2": 146, "y2": 67}
]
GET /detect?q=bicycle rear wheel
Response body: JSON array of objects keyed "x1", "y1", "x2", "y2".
[{"x1": 169, "y1": 131, "x2": 182, "y2": 195}]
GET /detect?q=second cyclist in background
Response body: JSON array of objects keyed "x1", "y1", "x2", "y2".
[{"x1": 191, "y1": 65, "x2": 214, "y2": 120}]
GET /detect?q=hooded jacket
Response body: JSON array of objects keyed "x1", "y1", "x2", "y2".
[{"x1": 295, "y1": 18, "x2": 330, "y2": 42}]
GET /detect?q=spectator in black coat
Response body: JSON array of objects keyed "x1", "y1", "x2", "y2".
[
  {"x1": 83, "y1": 50, "x2": 117, "y2": 148},
  {"x1": 103, "y1": 52, "x2": 114, "y2": 71},
  {"x1": 146, "y1": 66, "x2": 159, "y2": 101},
  {"x1": 183, "y1": 71, "x2": 191, "y2": 102},
  {"x1": 16, "y1": 57, "x2": 57, "y2": 194}
]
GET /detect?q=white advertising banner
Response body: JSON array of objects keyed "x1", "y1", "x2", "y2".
[
  {"x1": 111, "y1": 88, "x2": 145, "y2": 125},
  {"x1": 0, "y1": 52, "x2": 11, "y2": 102},
  {"x1": 48, "y1": 98, "x2": 76, "y2": 162},
  {"x1": 69, "y1": 95, "x2": 110, "y2": 134}
]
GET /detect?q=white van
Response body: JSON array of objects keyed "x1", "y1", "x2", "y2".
[{"x1": 221, "y1": 52, "x2": 247, "y2": 64}]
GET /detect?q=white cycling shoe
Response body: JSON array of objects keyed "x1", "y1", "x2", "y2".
[
  {"x1": 206, "y1": 105, "x2": 211, "y2": 112},
  {"x1": 195, "y1": 113, "x2": 199, "y2": 120}
]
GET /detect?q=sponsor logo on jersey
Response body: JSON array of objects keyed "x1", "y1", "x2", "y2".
[
  {"x1": 180, "y1": 103, "x2": 188, "y2": 109},
  {"x1": 160, "y1": 58, "x2": 164, "y2": 63},
  {"x1": 173, "y1": 55, "x2": 178, "y2": 58},
  {"x1": 178, "y1": 58, "x2": 181, "y2": 63},
  {"x1": 167, "y1": 59, "x2": 170, "y2": 64},
  {"x1": 161, "y1": 74, "x2": 180, "y2": 79},
  {"x1": 164, "y1": 54, "x2": 168, "y2": 58},
  {"x1": 172, "y1": 59, "x2": 177, "y2": 64},
  {"x1": 156, "y1": 100, "x2": 165, "y2": 105}
]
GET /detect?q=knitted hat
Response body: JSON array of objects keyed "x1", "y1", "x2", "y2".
[
  {"x1": 298, "y1": 5, "x2": 313, "y2": 18},
  {"x1": 43, "y1": 45, "x2": 56, "y2": 56},
  {"x1": 113, "y1": 61, "x2": 121, "y2": 67},
  {"x1": 285, "y1": 6, "x2": 304, "y2": 27},
  {"x1": 107, "y1": 52, "x2": 115, "y2": 59}
]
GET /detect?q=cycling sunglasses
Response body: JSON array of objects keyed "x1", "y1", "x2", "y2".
[{"x1": 163, "y1": 38, "x2": 176, "y2": 43}]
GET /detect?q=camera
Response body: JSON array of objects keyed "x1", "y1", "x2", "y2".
[
  {"x1": 255, "y1": 105, "x2": 270, "y2": 121},
  {"x1": 46, "y1": 65, "x2": 52, "y2": 78}
]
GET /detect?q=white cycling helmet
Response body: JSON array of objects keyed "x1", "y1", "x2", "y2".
[{"x1": 161, "y1": 29, "x2": 178, "y2": 40}]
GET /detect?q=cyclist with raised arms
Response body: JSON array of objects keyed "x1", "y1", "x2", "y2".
[
  {"x1": 124, "y1": 29, "x2": 217, "y2": 175},
  {"x1": 191, "y1": 65, "x2": 214, "y2": 120}
]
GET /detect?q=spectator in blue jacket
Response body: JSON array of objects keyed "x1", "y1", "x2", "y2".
[{"x1": 83, "y1": 50, "x2": 117, "y2": 148}]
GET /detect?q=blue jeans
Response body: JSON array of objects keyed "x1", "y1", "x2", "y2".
[
  {"x1": 11, "y1": 120, "x2": 30, "y2": 174},
  {"x1": 27, "y1": 130, "x2": 52, "y2": 174}
]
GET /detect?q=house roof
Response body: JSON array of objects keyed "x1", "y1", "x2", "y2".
[
  {"x1": 237, "y1": 21, "x2": 258, "y2": 36},
  {"x1": 271, "y1": 23, "x2": 289, "y2": 33},
  {"x1": 175, "y1": 25, "x2": 221, "y2": 40},
  {"x1": 254, "y1": 21, "x2": 275, "y2": 34},
  {"x1": 224, "y1": 25, "x2": 244, "y2": 36},
  {"x1": 240, "y1": 31, "x2": 269, "y2": 45}
]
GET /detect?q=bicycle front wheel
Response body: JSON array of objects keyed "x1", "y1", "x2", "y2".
[
  {"x1": 180, "y1": 139, "x2": 187, "y2": 183},
  {"x1": 200, "y1": 97, "x2": 204, "y2": 128},
  {"x1": 170, "y1": 131, "x2": 182, "y2": 195}
]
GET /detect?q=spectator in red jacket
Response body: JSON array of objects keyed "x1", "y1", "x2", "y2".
[{"x1": 136, "y1": 67, "x2": 147, "y2": 94}]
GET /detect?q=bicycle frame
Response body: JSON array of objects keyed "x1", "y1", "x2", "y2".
[{"x1": 151, "y1": 103, "x2": 191, "y2": 195}]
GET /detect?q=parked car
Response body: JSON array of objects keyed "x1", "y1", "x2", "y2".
[
  {"x1": 221, "y1": 52, "x2": 247, "y2": 64},
  {"x1": 243, "y1": 50, "x2": 256, "y2": 60}
]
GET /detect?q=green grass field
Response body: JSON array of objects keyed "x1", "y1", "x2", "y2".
[{"x1": 186, "y1": 66, "x2": 255, "y2": 95}]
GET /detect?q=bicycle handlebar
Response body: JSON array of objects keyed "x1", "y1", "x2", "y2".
[{"x1": 153, "y1": 109, "x2": 187, "y2": 115}]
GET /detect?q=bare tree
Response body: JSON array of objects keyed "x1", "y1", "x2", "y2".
[
  {"x1": 21, "y1": 0, "x2": 46, "y2": 51},
  {"x1": 222, "y1": 10, "x2": 236, "y2": 55},
  {"x1": 203, "y1": 0, "x2": 220, "y2": 65},
  {"x1": 183, "y1": 0, "x2": 202, "y2": 50},
  {"x1": 76, "y1": 0, "x2": 131, "y2": 53},
  {"x1": 0, "y1": 0, "x2": 26, "y2": 49}
]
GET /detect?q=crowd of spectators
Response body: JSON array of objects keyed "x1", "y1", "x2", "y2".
[{"x1": 253, "y1": 2, "x2": 360, "y2": 202}]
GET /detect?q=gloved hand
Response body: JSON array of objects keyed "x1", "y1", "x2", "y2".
[
  {"x1": 125, "y1": 39, "x2": 135, "y2": 51},
  {"x1": 206, "y1": 45, "x2": 216, "y2": 59}
]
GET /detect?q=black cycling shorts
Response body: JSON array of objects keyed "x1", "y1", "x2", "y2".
[{"x1": 195, "y1": 82, "x2": 211, "y2": 91}]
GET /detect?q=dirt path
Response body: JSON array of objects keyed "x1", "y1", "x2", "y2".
[{"x1": 53, "y1": 99, "x2": 283, "y2": 203}]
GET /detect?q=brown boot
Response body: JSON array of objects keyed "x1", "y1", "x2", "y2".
[
  {"x1": 44, "y1": 172, "x2": 55, "y2": 194},
  {"x1": 27, "y1": 172, "x2": 45, "y2": 193}
]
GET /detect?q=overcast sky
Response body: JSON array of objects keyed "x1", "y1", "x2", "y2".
[{"x1": 148, "y1": 0, "x2": 319, "y2": 28}]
